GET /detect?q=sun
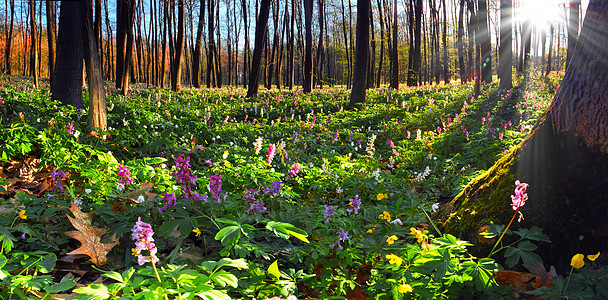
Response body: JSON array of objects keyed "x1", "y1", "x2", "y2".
[{"x1": 517, "y1": 0, "x2": 565, "y2": 31}]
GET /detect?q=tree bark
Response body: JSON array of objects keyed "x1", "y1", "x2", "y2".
[
  {"x1": 46, "y1": 1, "x2": 56, "y2": 86},
  {"x1": 389, "y1": 0, "x2": 398, "y2": 89},
  {"x1": 83, "y1": 0, "x2": 106, "y2": 130},
  {"x1": 567, "y1": 0, "x2": 580, "y2": 68},
  {"x1": 478, "y1": 0, "x2": 491, "y2": 84},
  {"x1": 457, "y1": 0, "x2": 465, "y2": 83},
  {"x1": 192, "y1": 0, "x2": 205, "y2": 88},
  {"x1": 499, "y1": 0, "x2": 512, "y2": 90},
  {"x1": 407, "y1": 0, "x2": 422, "y2": 86},
  {"x1": 28, "y1": 0, "x2": 38, "y2": 88},
  {"x1": 303, "y1": 0, "x2": 313, "y2": 93},
  {"x1": 347, "y1": 0, "x2": 370, "y2": 108},
  {"x1": 51, "y1": 1, "x2": 83, "y2": 107},
  {"x1": 171, "y1": 0, "x2": 185, "y2": 92},
  {"x1": 3, "y1": 0, "x2": 14, "y2": 74},
  {"x1": 438, "y1": 0, "x2": 608, "y2": 271},
  {"x1": 246, "y1": 0, "x2": 272, "y2": 98}
]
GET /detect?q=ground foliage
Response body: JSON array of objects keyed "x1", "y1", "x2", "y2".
[{"x1": 1, "y1": 75, "x2": 606, "y2": 299}]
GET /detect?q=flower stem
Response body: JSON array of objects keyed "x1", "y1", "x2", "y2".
[
  {"x1": 562, "y1": 266, "x2": 574, "y2": 296},
  {"x1": 150, "y1": 259, "x2": 169, "y2": 300},
  {"x1": 488, "y1": 208, "x2": 518, "y2": 258}
]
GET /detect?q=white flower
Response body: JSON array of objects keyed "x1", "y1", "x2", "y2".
[
  {"x1": 160, "y1": 163, "x2": 166, "y2": 169},
  {"x1": 336, "y1": 187, "x2": 344, "y2": 194},
  {"x1": 74, "y1": 130, "x2": 80, "y2": 138},
  {"x1": 74, "y1": 198, "x2": 83, "y2": 208},
  {"x1": 85, "y1": 188, "x2": 92, "y2": 194},
  {"x1": 432, "y1": 203, "x2": 440, "y2": 212},
  {"x1": 372, "y1": 169, "x2": 380, "y2": 181},
  {"x1": 390, "y1": 218, "x2": 403, "y2": 225},
  {"x1": 137, "y1": 195, "x2": 145, "y2": 204},
  {"x1": 117, "y1": 183, "x2": 125, "y2": 191}
]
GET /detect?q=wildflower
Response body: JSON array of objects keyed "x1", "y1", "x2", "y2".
[
  {"x1": 377, "y1": 193, "x2": 388, "y2": 201},
  {"x1": 390, "y1": 218, "x2": 403, "y2": 225},
  {"x1": 248, "y1": 200, "x2": 267, "y2": 214},
  {"x1": 588, "y1": 252, "x2": 600, "y2": 262},
  {"x1": 398, "y1": 284, "x2": 413, "y2": 293},
  {"x1": 410, "y1": 227, "x2": 424, "y2": 243},
  {"x1": 571, "y1": 254, "x2": 585, "y2": 269},
  {"x1": 336, "y1": 187, "x2": 344, "y2": 194},
  {"x1": 323, "y1": 205, "x2": 335, "y2": 223},
  {"x1": 386, "y1": 254, "x2": 403, "y2": 266},
  {"x1": 192, "y1": 228, "x2": 202, "y2": 237},
  {"x1": 367, "y1": 229, "x2": 373, "y2": 233},
  {"x1": 347, "y1": 195, "x2": 361, "y2": 215},
  {"x1": 18, "y1": 210, "x2": 27, "y2": 220},
  {"x1": 265, "y1": 181, "x2": 282, "y2": 196},
  {"x1": 158, "y1": 191, "x2": 177, "y2": 214},
  {"x1": 288, "y1": 163, "x2": 300, "y2": 178},
  {"x1": 173, "y1": 155, "x2": 203, "y2": 202},
  {"x1": 85, "y1": 188, "x2": 92, "y2": 194},
  {"x1": 431, "y1": 203, "x2": 440, "y2": 212},
  {"x1": 136, "y1": 195, "x2": 145, "y2": 204},
  {"x1": 209, "y1": 173, "x2": 224, "y2": 203},
  {"x1": 117, "y1": 164, "x2": 133, "y2": 185},
  {"x1": 267, "y1": 144, "x2": 276, "y2": 165},
  {"x1": 372, "y1": 169, "x2": 381, "y2": 181},
  {"x1": 51, "y1": 169, "x2": 68, "y2": 190},
  {"x1": 131, "y1": 217, "x2": 159, "y2": 266},
  {"x1": 379, "y1": 211, "x2": 391, "y2": 223},
  {"x1": 117, "y1": 183, "x2": 125, "y2": 191},
  {"x1": 365, "y1": 134, "x2": 377, "y2": 156},
  {"x1": 329, "y1": 228, "x2": 349, "y2": 250},
  {"x1": 66, "y1": 123, "x2": 74, "y2": 135},
  {"x1": 223, "y1": 150, "x2": 229, "y2": 159},
  {"x1": 253, "y1": 137, "x2": 263, "y2": 154},
  {"x1": 386, "y1": 235, "x2": 398, "y2": 245}
]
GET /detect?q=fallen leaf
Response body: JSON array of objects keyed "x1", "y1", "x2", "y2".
[{"x1": 64, "y1": 202, "x2": 118, "y2": 266}]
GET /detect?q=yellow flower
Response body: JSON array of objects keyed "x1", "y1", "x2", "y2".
[
  {"x1": 398, "y1": 283, "x2": 413, "y2": 293},
  {"x1": 223, "y1": 150, "x2": 229, "y2": 159},
  {"x1": 386, "y1": 235, "x2": 398, "y2": 245},
  {"x1": 367, "y1": 229, "x2": 373, "y2": 234},
  {"x1": 192, "y1": 228, "x2": 202, "y2": 237},
  {"x1": 377, "y1": 193, "x2": 388, "y2": 201},
  {"x1": 379, "y1": 211, "x2": 391, "y2": 223},
  {"x1": 571, "y1": 253, "x2": 585, "y2": 269},
  {"x1": 18, "y1": 210, "x2": 27, "y2": 220},
  {"x1": 386, "y1": 254, "x2": 403, "y2": 266},
  {"x1": 410, "y1": 227, "x2": 424, "y2": 243},
  {"x1": 131, "y1": 248, "x2": 138, "y2": 256},
  {"x1": 587, "y1": 252, "x2": 600, "y2": 262}
]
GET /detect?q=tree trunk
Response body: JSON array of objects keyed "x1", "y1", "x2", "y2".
[
  {"x1": 499, "y1": 0, "x2": 512, "y2": 90},
  {"x1": 303, "y1": 0, "x2": 313, "y2": 93},
  {"x1": 29, "y1": 0, "x2": 38, "y2": 87},
  {"x1": 46, "y1": 1, "x2": 56, "y2": 86},
  {"x1": 340, "y1": 0, "x2": 351, "y2": 88},
  {"x1": 315, "y1": 0, "x2": 325, "y2": 89},
  {"x1": 83, "y1": 0, "x2": 106, "y2": 130},
  {"x1": 457, "y1": 0, "x2": 465, "y2": 83},
  {"x1": 192, "y1": 0, "x2": 205, "y2": 88},
  {"x1": 347, "y1": 0, "x2": 370, "y2": 108},
  {"x1": 171, "y1": 0, "x2": 185, "y2": 92},
  {"x1": 4, "y1": 0, "x2": 15, "y2": 74},
  {"x1": 478, "y1": 0, "x2": 491, "y2": 84},
  {"x1": 546, "y1": 25, "x2": 554, "y2": 76},
  {"x1": 438, "y1": 0, "x2": 608, "y2": 271},
  {"x1": 206, "y1": 0, "x2": 216, "y2": 88},
  {"x1": 407, "y1": 0, "x2": 422, "y2": 86},
  {"x1": 567, "y1": 0, "x2": 580, "y2": 68},
  {"x1": 246, "y1": 0, "x2": 272, "y2": 98},
  {"x1": 51, "y1": 1, "x2": 83, "y2": 107},
  {"x1": 389, "y1": 0, "x2": 398, "y2": 89}
]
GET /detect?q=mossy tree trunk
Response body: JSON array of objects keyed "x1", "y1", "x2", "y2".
[{"x1": 438, "y1": 1, "x2": 608, "y2": 270}]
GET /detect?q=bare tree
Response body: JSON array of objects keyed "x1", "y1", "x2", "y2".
[
  {"x1": 499, "y1": 0, "x2": 512, "y2": 90},
  {"x1": 246, "y1": 0, "x2": 272, "y2": 98},
  {"x1": 348, "y1": 0, "x2": 370, "y2": 107}
]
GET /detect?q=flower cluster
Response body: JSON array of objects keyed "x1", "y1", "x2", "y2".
[
  {"x1": 244, "y1": 189, "x2": 266, "y2": 214},
  {"x1": 347, "y1": 195, "x2": 361, "y2": 215},
  {"x1": 323, "y1": 205, "x2": 335, "y2": 223},
  {"x1": 172, "y1": 155, "x2": 205, "y2": 202},
  {"x1": 209, "y1": 173, "x2": 225, "y2": 203},
  {"x1": 51, "y1": 168, "x2": 68, "y2": 190},
  {"x1": 253, "y1": 136, "x2": 263, "y2": 154},
  {"x1": 131, "y1": 217, "x2": 159, "y2": 266},
  {"x1": 386, "y1": 254, "x2": 403, "y2": 266},
  {"x1": 571, "y1": 252, "x2": 600, "y2": 269},
  {"x1": 66, "y1": 122, "x2": 74, "y2": 135},
  {"x1": 329, "y1": 228, "x2": 349, "y2": 250},
  {"x1": 267, "y1": 144, "x2": 276, "y2": 165},
  {"x1": 117, "y1": 164, "x2": 133, "y2": 185},
  {"x1": 511, "y1": 180, "x2": 529, "y2": 211},
  {"x1": 265, "y1": 181, "x2": 282, "y2": 196},
  {"x1": 365, "y1": 134, "x2": 377, "y2": 156},
  {"x1": 386, "y1": 235, "x2": 398, "y2": 245},
  {"x1": 288, "y1": 162, "x2": 300, "y2": 178},
  {"x1": 158, "y1": 191, "x2": 177, "y2": 214},
  {"x1": 379, "y1": 211, "x2": 391, "y2": 223}
]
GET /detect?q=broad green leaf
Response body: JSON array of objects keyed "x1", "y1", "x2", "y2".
[
  {"x1": 38, "y1": 253, "x2": 57, "y2": 273},
  {"x1": 214, "y1": 225, "x2": 241, "y2": 246},
  {"x1": 267, "y1": 260, "x2": 281, "y2": 281},
  {"x1": 74, "y1": 284, "x2": 111, "y2": 300},
  {"x1": 45, "y1": 277, "x2": 76, "y2": 294}
]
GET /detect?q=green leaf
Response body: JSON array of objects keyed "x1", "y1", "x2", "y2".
[
  {"x1": 74, "y1": 284, "x2": 111, "y2": 300},
  {"x1": 265, "y1": 221, "x2": 309, "y2": 243},
  {"x1": 214, "y1": 225, "x2": 241, "y2": 246},
  {"x1": 38, "y1": 253, "x2": 57, "y2": 273},
  {"x1": 209, "y1": 270, "x2": 238, "y2": 288},
  {"x1": 267, "y1": 260, "x2": 281, "y2": 281},
  {"x1": 45, "y1": 277, "x2": 76, "y2": 294}
]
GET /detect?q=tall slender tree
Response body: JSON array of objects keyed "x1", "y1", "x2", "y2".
[
  {"x1": 348, "y1": 0, "x2": 370, "y2": 107},
  {"x1": 171, "y1": 0, "x2": 185, "y2": 91},
  {"x1": 303, "y1": 0, "x2": 313, "y2": 93},
  {"x1": 567, "y1": 0, "x2": 580, "y2": 68},
  {"x1": 46, "y1": 0, "x2": 56, "y2": 86},
  {"x1": 407, "y1": 0, "x2": 422, "y2": 86},
  {"x1": 83, "y1": 0, "x2": 106, "y2": 129},
  {"x1": 499, "y1": 0, "x2": 512, "y2": 90},
  {"x1": 246, "y1": 0, "x2": 272, "y2": 98},
  {"x1": 52, "y1": 1, "x2": 84, "y2": 107},
  {"x1": 28, "y1": 0, "x2": 38, "y2": 87},
  {"x1": 116, "y1": 0, "x2": 136, "y2": 95},
  {"x1": 389, "y1": 0, "x2": 398, "y2": 89},
  {"x1": 478, "y1": 0, "x2": 491, "y2": 83}
]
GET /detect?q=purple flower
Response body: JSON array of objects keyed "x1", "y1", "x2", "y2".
[
  {"x1": 329, "y1": 228, "x2": 350, "y2": 250},
  {"x1": 323, "y1": 205, "x2": 334, "y2": 223},
  {"x1": 209, "y1": 173, "x2": 224, "y2": 203},
  {"x1": 347, "y1": 195, "x2": 361, "y2": 215},
  {"x1": 172, "y1": 155, "x2": 203, "y2": 202},
  {"x1": 158, "y1": 191, "x2": 177, "y2": 214},
  {"x1": 265, "y1": 181, "x2": 282, "y2": 196},
  {"x1": 288, "y1": 163, "x2": 300, "y2": 178},
  {"x1": 247, "y1": 200, "x2": 267, "y2": 214},
  {"x1": 51, "y1": 169, "x2": 68, "y2": 190},
  {"x1": 117, "y1": 164, "x2": 133, "y2": 185},
  {"x1": 131, "y1": 217, "x2": 159, "y2": 265}
]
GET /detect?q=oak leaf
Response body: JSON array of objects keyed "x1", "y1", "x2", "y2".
[{"x1": 64, "y1": 202, "x2": 118, "y2": 266}]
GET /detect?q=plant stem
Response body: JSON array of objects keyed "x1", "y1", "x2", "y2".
[
  {"x1": 488, "y1": 208, "x2": 519, "y2": 257},
  {"x1": 562, "y1": 266, "x2": 574, "y2": 296},
  {"x1": 422, "y1": 210, "x2": 442, "y2": 236},
  {"x1": 150, "y1": 259, "x2": 169, "y2": 300}
]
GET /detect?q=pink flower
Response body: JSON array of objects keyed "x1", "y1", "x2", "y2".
[
  {"x1": 511, "y1": 180, "x2": 529, "y2": 212},
  {"x1": 267, "y1": 144, "x2": 276, "y2": 165}
]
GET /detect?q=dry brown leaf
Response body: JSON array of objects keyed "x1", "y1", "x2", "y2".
[{"x1": 64, "y1": 202, "x2": 118, "y2": 266}]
